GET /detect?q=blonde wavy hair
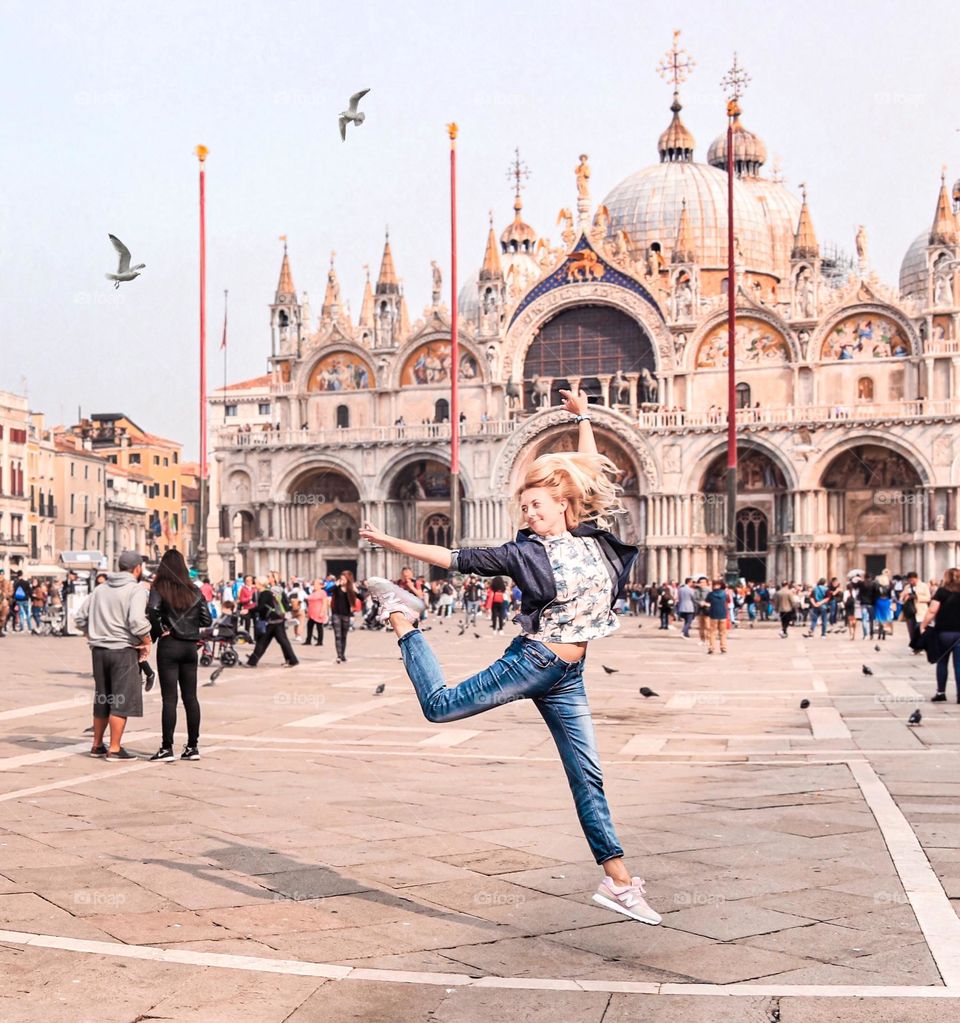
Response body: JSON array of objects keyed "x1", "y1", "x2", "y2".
[{"x1": 514, "y1": 452, "x2": 625, "y2": 530}]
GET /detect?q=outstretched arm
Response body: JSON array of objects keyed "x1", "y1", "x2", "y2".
[
  {"x1": 360, "y1": 523, "x2": 453, "y2": 569},
  {"x1": 559, "y1": 388, "x2": 597, "y2": 455}
]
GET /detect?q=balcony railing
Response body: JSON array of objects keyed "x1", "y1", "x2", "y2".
[
  {"x1": 635, "y1": 398, "x2": 960, "y2": 431},
  {"x1": 0, "y1": 534, "x2": 28, "y2": 546},
  {"x1": 214, "y1": 399, "x2": 960, "y2": 450},
  {"x1": 216, "y1": 419, "x2": 515, "y2": 448}
]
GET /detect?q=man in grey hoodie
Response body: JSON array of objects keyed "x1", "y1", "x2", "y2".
[{"x1": 75, "y1": 551, "x2": 151, "y2": 761}]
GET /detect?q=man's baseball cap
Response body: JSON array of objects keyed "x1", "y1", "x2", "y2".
[{"x1": 118, "y1": 551, "x2": 144, "y2": 571}]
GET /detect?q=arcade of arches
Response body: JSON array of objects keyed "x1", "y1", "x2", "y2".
[{"x1": 220, "y1": 438, "x2": 940, "y2": 586}]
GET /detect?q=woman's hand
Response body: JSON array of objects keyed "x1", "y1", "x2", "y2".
[
  {"x1": 559, "y1": 388, "x2": 589, "y2": 417},
  {"x1": 360, "y1": 522, "x2": 395, "y2": 550}
]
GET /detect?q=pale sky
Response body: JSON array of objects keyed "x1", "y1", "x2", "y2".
[{"x1": 1, "y1": 0, "x2": 957, "y2": 456}]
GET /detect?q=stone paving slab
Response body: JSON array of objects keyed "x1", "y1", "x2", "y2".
[{"x1": 2, "y1": 625, "x2": 960, "y2": 1018}]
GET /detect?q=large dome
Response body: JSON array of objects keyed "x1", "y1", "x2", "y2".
[
  {"x1": 602, "y1": 161, "x2": 776, "y2": 271},
  {"x1": 743, "y1": 178, "x2": 802, "y2": 272},
  {"x1": 899, "y1": 231, "x2": 929, "y2": 298}
]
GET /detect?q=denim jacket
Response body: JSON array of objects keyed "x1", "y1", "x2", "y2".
[{"x1": 451, "y1": 523, "x2": 638, "y2": 635}]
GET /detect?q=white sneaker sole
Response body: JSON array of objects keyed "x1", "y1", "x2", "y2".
[{"x1": 592, "y1": 892, "x2": 662, "y2": 925}]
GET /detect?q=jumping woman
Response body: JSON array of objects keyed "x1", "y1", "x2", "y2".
[{"x1": 360, "y1": 390, "x2": 661, "y2": 925}]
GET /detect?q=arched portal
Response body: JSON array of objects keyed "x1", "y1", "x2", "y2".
[
  {"x1": 820, "y1": 444, "x2": 924, "y2": 576},
  {"x1": 700, "y1": 446, "x2": 790, "y2": 582},
  {"x1": 521, "y1": 305, "x2": 656, "y2": 411},
  {"x1": 286, "y1": 468, "x2": 361, "y2": 580}
]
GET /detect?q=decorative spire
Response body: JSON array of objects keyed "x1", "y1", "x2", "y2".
[
  {"x1": 791, "y1": 183, "x2": 819, "y2": 260},
  {"x1": 656, "y1": 31, "x2": 696, "y2": 164},
  {"x1": 930, "y1": 166, "x2": 959, "y2": 246},
  {"x1": 376, "y1": 229, "x2": 399, "y2": 293},
  {"x1": 275, "y1": 235, "x2": 295, "y2": 299},
  {"x1": 321, "y1": 250, "x2": 341, "y2": 321},
  {"x1": 480, "y1": 210, "x2": 503, "y2": 280},
  {"x1": 709, "y1": 56, "x2": 765, "y2": 178},
  {"x1": 397, "y1": 284, "x2": 410, "y2": 337},
  {"x1": 358, "y1": 264, "x2": 374, "y2": 328},
  {"x1": 671, "y1": 198, "x2": 695, "y2": 264},
  {"x1": 501, "y1": 149, "x2": 537, "y2": 253}
]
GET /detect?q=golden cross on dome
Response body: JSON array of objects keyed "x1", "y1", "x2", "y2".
[
  {"x1": 506, "y1": 147, "x2": 531, "y2": 200},
  {"x1": 656, "y1": 29, "x2": 696, "y2": 90},
  {"x1": 721, "y1": 52, "x2": 751, "y2": 103}
]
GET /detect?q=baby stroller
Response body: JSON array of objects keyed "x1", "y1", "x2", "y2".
[{"x1": 199, "y1": 617, "x2": 240, "y2": 667}]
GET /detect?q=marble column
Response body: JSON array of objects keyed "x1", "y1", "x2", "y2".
[{"x1": 792, "y1": 544, "x2": 802, "y2": 582}]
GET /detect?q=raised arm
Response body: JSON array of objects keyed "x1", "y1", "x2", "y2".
[
  {"x1": 359, "y1": 523, "x2": 453, "y2": 569},
  {"x1": 559, "y1": 388, "x2": 597, "y2": 455}
]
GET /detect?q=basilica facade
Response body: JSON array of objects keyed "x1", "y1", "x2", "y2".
[{"x1": 208, "y1": 81, "x2": 960, "y2": 588}]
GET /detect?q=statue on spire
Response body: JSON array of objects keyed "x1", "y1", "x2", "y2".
[{"x1": 575, "y1": 154, "x2": 590, "y2": 199}]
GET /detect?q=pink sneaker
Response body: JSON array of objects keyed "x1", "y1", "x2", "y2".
[
  {"x1": 592, "y1": 876, "x2": 662, "y2": 925},
  {"x1": 366, "y1": 577, "x2": 425, "y2": 625}
]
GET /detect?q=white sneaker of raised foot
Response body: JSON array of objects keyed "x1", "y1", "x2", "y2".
[
  {"x1": 592, "y1": 876, "x2": 662, "y2": 925},
  {"x1": 366, "y1": 577, "x2": 425, "y2": 625}
]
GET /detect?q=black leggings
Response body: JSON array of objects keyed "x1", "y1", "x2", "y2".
[
  {"x1": 332, "y1": 614, "x2": 351, "y2": 659},
  {"x1": 490, "y1": 601, "x2": 507, "y2": 631},
  {"x1": 306, "y1": 619, "x2": 325, "y2": 645},
  {"x1": 157, "y1": 636, "x2": 201, "y2": 749}
]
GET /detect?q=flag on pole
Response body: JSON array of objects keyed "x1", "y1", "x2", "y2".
[{"x1": 220, "y1": 290, "x2": 228, "y2": 350}]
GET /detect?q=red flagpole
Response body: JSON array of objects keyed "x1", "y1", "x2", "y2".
[
  {"x1": 195, "y1": 145, "x2": 209, "y2": 573},
  {"x1": 447, "y1": 122, "x2": 461, "y2": 546},
  {"x1": 724, "y1": 103, "x2": 738, "y2": 585}
]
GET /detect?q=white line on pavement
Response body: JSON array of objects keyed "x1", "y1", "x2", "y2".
[
  {"x1": 806, "y1": 707, "x2": 852, "y2": 741},
  {"x1": 284, "y1": 696, "x2": 410, "y2": 728},
  {"x1": 0, "y1": 698, "x2": 86, "y2": 722},
  {"x1": 0, "y1": 928, "x2": 956, "y2": 996},
  {"x1": 849, "y1": 759, "x2": 960, "y2": 987}
]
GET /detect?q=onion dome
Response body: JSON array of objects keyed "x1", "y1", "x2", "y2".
[
  {"x1": 707, "y1": 116, "x2": 768, "y2": 178},
  {"x1": 658, "y1": 92, "x2": 695, "y2": 164},
  {"x1": 500, "y1": 193, "x2": 537, "y2": 254}
]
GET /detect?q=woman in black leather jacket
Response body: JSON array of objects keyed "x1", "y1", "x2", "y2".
[{"x1": 146, "y1": 550, "x2": 211, "y2": 762}]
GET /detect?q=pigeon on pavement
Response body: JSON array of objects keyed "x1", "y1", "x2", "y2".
[
  {"x1": 374, "y1": 683, "x2": 386, "y2": 695},
  {"x1": 874, "y1": 644, "x2": 881, "y2": 652},
  {"x1": 862, "y1": 665, "x2": 873, "y2": 676},
  {"x1": 908, "y1": 708, "x2": 922, "y2": 726},
  {"x1": 639, "y1": 687, "x2": 659, "y2": 698},
  {"x1": 800, "y1": 698, "x2": 810, "y2": 709},
  {"x1": 602, "y1": 665, "x2": 619, "y2": 675}
]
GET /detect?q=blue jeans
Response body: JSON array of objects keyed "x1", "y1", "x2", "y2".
[
  {"x1": 679, "y1": 611, "x2": 694, "y2": 636},
  {"x1": 464, "y1": 600, "x2": 479, "y2": 625},
  {"x1": 861, "y1": 605, "x2": 875, "y2": 638},
  {"x1": 809, "y1": 606, "x2": 827, "y2": 636},
  {"x1": 398, "y1": 630, "x2": 623, "y2": 864},
  {"x1": 16, "y1": 599, "x2": 33, "y2": 631}
]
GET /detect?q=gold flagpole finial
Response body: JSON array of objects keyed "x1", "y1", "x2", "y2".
[
  {"x1": 446, "y1": 122, "x2": 458, "y2": 142},
  {"x1": 194, "y1": 144, "x2": 209, "y2": 163}
]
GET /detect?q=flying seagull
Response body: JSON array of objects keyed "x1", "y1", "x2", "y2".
[
  {"x1": 639, "y1": 687, "x2": 659, "y2": 698},
  {"x1": 105, "y1": 234, "x2": 146, "y2": 288},
  {"x1": 339, "y1": 88, "x2": 370, "y2": 141}
]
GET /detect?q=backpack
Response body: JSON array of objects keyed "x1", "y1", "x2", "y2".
[{"x1": 14, "y1": 582, "x2": 27, "y2": 601}]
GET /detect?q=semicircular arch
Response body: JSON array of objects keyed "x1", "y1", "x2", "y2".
[
  {"x1": 686, "y1": 307, "x2": 797, "y2": 373},
  {"x1": 811, "y1": 304, "x2": 919, "y2": 364},
  {"x1": 387, "y1": 332, "x2": 487, "y2": 391},
  {"x1": 502, "y1": 287, "x2": 671, "y2": 382}
]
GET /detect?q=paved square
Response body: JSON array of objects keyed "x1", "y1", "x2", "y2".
[{"x1": 1, "y1": 618, "x2": 960, "y2": 1021}]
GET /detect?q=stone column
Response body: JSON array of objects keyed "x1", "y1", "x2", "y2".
[
  {"x1": 597, "y1": 375, "x2": 612, "y2": 407},
  {"x1": 791, "y1": 544, "x2": 802, "y2": 582},
  {"x1": 627, "y1": 374, "x2": 639, "y2": 411}
]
